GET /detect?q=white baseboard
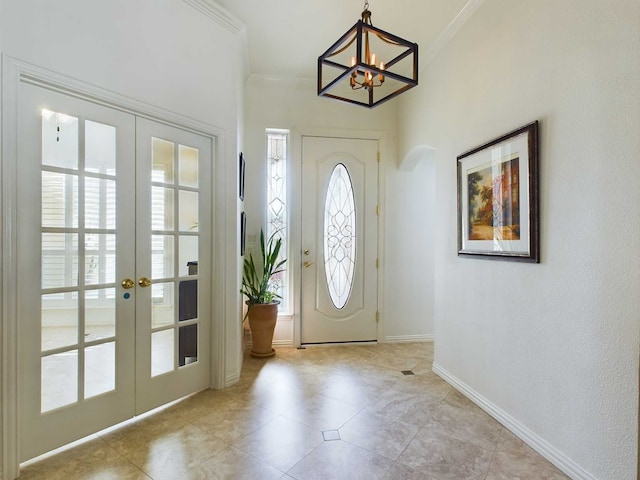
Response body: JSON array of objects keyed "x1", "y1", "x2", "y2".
[
  {"x1": 243, "y1": 339, "x2": 294, "y2": 348},
  {"x1": 245, "y1": 334, "x2": 434, "y2": 347},
  {"x1": 432, "y1": 363, "x2": 598, "y2": 480},
  {"x1": 224, "y1": 372, "x2": 240, "y2": 387},
  {"x1": 383, "y1": 334, "x2": 434, "y2": 343}
]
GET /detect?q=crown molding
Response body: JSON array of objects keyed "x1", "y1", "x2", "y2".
[
  {"x1": 182, "y1": 0, "x2": 249, "y2": 79},
  {"x1": 422, "y1": 0, "x2": 484, "y2": 67},
  {"x1": 182, "y1": 0, "x2": 245, "y2": 35}
]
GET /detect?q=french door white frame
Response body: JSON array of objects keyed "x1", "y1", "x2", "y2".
[
  {"x1": 290, "y1": 129, "x2": 388, "y2": 348},
  {"x1": 1, "y1": 56, "x2": 231, "y2": 480}
]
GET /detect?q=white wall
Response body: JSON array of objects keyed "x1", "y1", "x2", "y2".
[
  {"x1": 384, "y1": 147, "x2": 436, "y2": 342},
  {"x1": 243, "y1": 76, "x2": 435, "y2": 345},
  {"x1": 398, "y1": 1, "x2": 640, "y2": 479},
  {"x1": 1, "y1": 0, "x2": 245, "y2": 476}
]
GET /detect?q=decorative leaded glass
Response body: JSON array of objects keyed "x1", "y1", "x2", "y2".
[
  {"x1": 323, "y1": 163, "x2": 356, "y2": 309},
  {"x1": 266, "y1": 131, "x2": 288, "y2": 310}
]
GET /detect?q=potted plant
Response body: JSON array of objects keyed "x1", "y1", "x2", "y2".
[{"x1": 241, "y1": 229, "x2": 286, "y2": 357}]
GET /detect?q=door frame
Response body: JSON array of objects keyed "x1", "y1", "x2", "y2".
[
  {"x1": 1, "y1": 56, "x2": 228, "y2": 479},
  {"x1": 292, "y1": 129, "x2": 388, "y2": 348}
]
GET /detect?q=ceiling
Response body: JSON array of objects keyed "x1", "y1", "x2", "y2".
[{"x1": 215, "y1": 0, "x2": 472, "y2": 80}]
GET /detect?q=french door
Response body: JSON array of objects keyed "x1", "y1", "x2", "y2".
[
  {"x1": 17, "y1": 83, "x2": 212, "y2": 461},
  {"x1": 300, "y1": 136, "x2": 379, "y2": 344}
]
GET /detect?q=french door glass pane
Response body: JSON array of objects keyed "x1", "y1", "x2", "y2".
[
  {"x1": 179, "y1": 191, "x2": 198, "y2": 231},
  {"x1": 41, "y1": 293, "x2": 78, "y2": 351},
  {"x1": 85, "y1": 342, "x2": 115, "y2": 399},
  {"x1": 41, "y1": 350, "x2": 78, "y2": 412},
  {"x1": 179, "y1": 324, "x2": 198, "y2": 367},
  {"x1": 42, "y1": 233, "x2": 78, "y2": 289},
  {"x1": 152, "y1": 138, "x2": 175, "y2": 183},
  {"x1": 85, "y1": 178, "x2": 116, "y2": 229},
  {"x1": 179, "y1": 236, "x2": 198, "y2": 277},
  {"x1": 179, "y1": 279, "x2": 197, "y2": 322},
  {"x1": 85, "y1": 234, "x2": 116, "y2": 285},
  {"x1": 152, "y1": 282, "x2": 175, "y2": 328},
  {"x1": 42, "y1": 171, "x2": 78, "y2": 228},
  {"x1": 85, "y1": 288, "x2": 116, "y2": 341},
  {"x1": 85, "y1": 121, "x2": 116, "y2": 174},
  {"x1": 41, "y1": 110, "x2": 78, "y2": 169},
  {"x1": 179, "y1": 145, "x2": 198, "y2": 188},
  {"x1": 151, "y1": 187, "x2": 175, "y2": 231},
  {"x1": 151, "y1": 329, "x2": 174, "y2": 377},
  {"x1": 152, "y1": 235, "x2": 175, "y2": 280}
]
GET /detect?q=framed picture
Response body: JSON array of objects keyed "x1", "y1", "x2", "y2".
[
  {"x1": 457, "y1": 121, "x2": 539, "y2": 262},
  {"x1": 239, "y1": 152, "x2": 245, "y2": 201},
  {"x1": 240, "y1": 211, "x2": 246, "y2": 256}
]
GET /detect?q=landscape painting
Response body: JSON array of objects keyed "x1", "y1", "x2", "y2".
[
  {"x1": 457, "y1": 120, "x2": 539, "y2": 262},
  {"x1": 466, "y1": 157, "x2": 520, "y2": 241}
]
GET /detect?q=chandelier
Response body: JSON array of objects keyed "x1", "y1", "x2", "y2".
[{"x1": 317, "y1": 2, "x2": 418, "y2": 108}]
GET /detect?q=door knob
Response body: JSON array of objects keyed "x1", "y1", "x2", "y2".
[
  {"x1": 303, "y1": 249, "x2": 310, "y2": 255},
  {"x1": 138, "y1": 277, "x2": 152, "y2": 287},
  {"x1": 303, "y1": 261, "x2": 314, "y2": 268},
  {"x1": 121, "y1": 278, "x2": 135, "y2": 289}
]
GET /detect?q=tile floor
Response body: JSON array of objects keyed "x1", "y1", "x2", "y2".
[{"x1": 19, "y1": 343, "x2": 570, "y2": 479}]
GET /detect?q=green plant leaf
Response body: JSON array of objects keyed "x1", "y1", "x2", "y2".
[{"x1": 240, "y1": 228, "x2": 288, "y2": 319}]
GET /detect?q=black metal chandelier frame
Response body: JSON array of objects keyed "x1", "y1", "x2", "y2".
[{"x1": 317, "y1": 4, "x2": 419, "y2": 108}]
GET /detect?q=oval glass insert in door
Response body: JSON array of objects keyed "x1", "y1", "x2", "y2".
[{"x1": 323, "y1": 163, "x2": 356, "y2": 309}]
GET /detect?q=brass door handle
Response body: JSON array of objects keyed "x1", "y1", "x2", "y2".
[
  {"x1": 303, "y1": 249, "x2": 310, "y2": 255},
  {"x1": 138, "y1": 277, "x2": 152, "y2": 287},
  {"x1": 303, "y1": 261, "x2": 314, "y2": 268},
  {"x1": 121, "y1": 278, "x2": 135, "y2": 289}
]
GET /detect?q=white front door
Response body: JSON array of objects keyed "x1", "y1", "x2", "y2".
[
  {"x1": 17, "y1": 83, "x2": 212, "y2": 461},
  {"x1": 300, "y1": 136, "x2": 379, "y2": 344}
]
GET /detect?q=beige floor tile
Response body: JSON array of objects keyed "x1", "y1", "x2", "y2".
[
  {"x1": 394, "y1": 373, "x2": 454, "y2": 407},
  {"x1": 233, "y1": 364, "x2": 330, "y2": 413},
  {"x1": 339, "y1": 410, "x2": 420, "y2": 460},
  {"x1": 99, "y1": 412, "x2": 191, "y2": 456},
  {"x1": 486, "y1": 450, "x2": 570, "y2": 480},
  {"x1": 364, "y1": 381, "x2": 441, "y2": 426},
  {"x1": 72, "y1": 456, "x2": 151, "y2": 479},
  {"x1": 443, "y1": 387, "x2": 487, "y2": 415},
  {"x1": 287, "y1": 440, "x2": 393, "y2": 480},
  {"x1": 320, "y1": 375, "x2": 398, "y2": 407},
  {"x1": 425, "y1": 400, "x2": 503, "y2": 451},
  {"x1": 233, "y1": 416, "x2": 324, "y2": 472},
  {"x1": 163, "y1": 389, "x2": 240, "y2": 422},
  {"x1": 381, "y1": 462, "x2": 436, "y2": 480},
  {"x1": 193, "y1": 398, "x2": 279, "y2": 443},
  {"x1": 19, "y1": 437, "x2": 124, "y2": 480},
  {"x1": 124, "y1": 423, "x2": 229, "y2": 480},
  {"x1": 397, "y1": 427, "x2": 494, "y2": 479},
  {"x1": 18, "y1": 343, "x2": 570, "y2": 480},
  {"x1": 486, "y1": 429, "x2": 570, "y2": 479},
  {"x1": 281, "y1": 392, "x2": 362, "y2": 431},
  {"x1": 179, "y1": 446, "x2": 283, "y2": 480},
  {"x1": 20, "y1": 437, "x2": 120, "y2": 480}
]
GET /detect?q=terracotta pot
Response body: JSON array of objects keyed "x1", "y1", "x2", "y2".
[{"x1": 247, "y1": 303, "x2": 278, "y2": 357}]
